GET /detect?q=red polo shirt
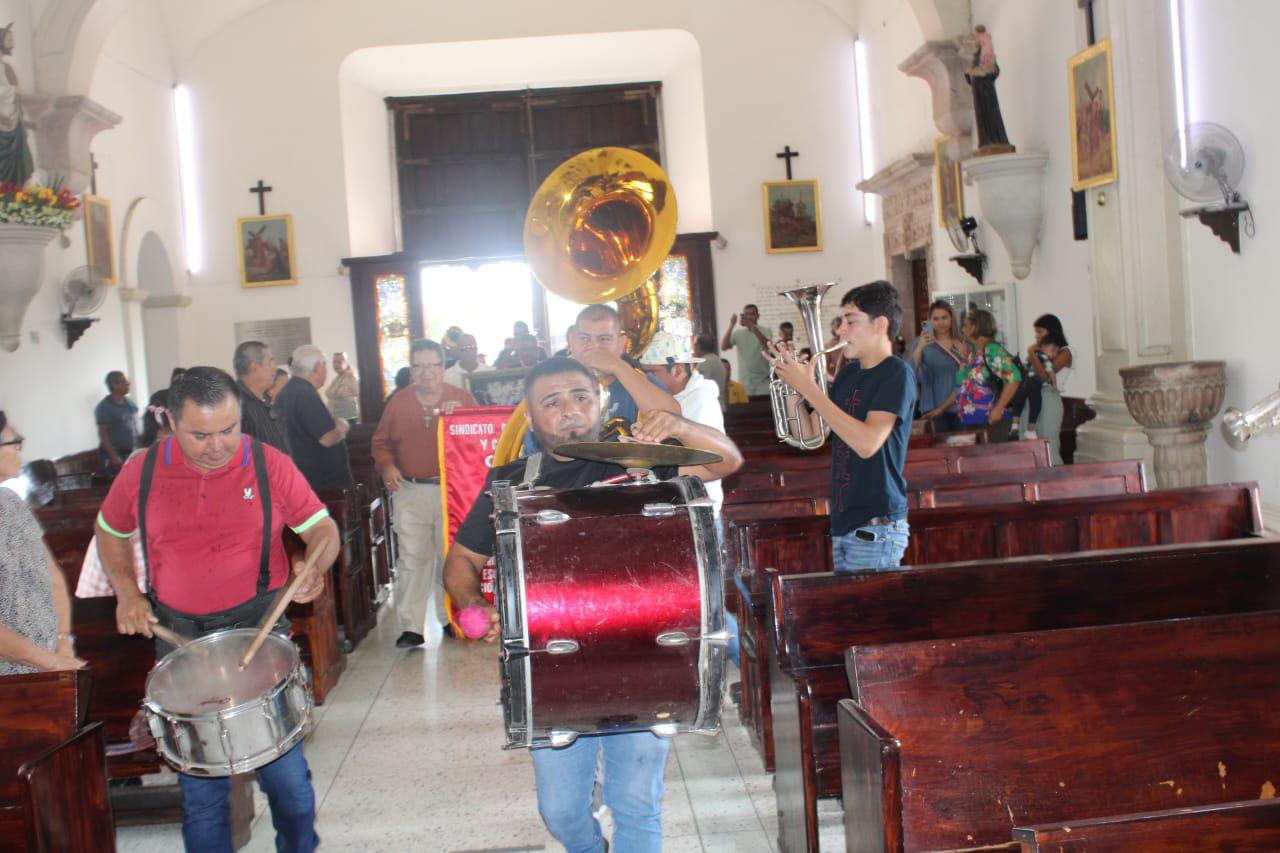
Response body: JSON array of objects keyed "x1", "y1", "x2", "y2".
[{"x1": 97, "y1": 436, "x2": 328, "y2": 615}]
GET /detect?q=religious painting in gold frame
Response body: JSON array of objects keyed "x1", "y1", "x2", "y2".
[
  {"x1": 762, "y1": 180, "x2": 822, "y2": 253},
  {"x1": 1067, "y1": 39, "x2": 1118, "y2": 191},
  {"x1": 83, "y1": 195, "x2": 115, "y2": 285},
  {"x1": 237, "y1": 213, "x2": 297, "y2": 288},
  {"x1": 934, "y1": 136, "x2": 965, "y2": 229}
]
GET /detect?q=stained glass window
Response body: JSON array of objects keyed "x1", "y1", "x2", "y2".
[
  {"x1": 375, "y1": 273, "x2": 411, "y2": 397},
  {"x1": 657, "y1": 254, "x2": 693, "y2": 343}
]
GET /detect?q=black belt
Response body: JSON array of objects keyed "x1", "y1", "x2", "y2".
[
  {"x1": 151, "y1": 589, "x2": 284, "y2": 657},
  {"x1": 403, "y1": 476, "x2": 440, "y2": 485}
]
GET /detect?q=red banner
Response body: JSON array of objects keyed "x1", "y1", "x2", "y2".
[{"x1": 438, "y1": 406, "x2": 515, "y2": 607}]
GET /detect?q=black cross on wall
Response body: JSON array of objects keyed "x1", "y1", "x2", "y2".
[
  {"x1": 776, "y1": 145, "x2": 800, "y2": 180},
  {"x1": 249, "y1": 179, "x2": 273, "y2": 216}
]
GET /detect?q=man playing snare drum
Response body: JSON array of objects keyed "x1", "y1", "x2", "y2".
[
  {"x1": 444, "y1": 357, "x2": 742, "y2": 853},
  {"x1": 96, "y1": 367, "x2": 339, "y2": 853}
]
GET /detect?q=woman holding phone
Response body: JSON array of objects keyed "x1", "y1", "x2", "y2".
[{"x1": 910, "y1": 300, "x2": 969, "y2": 432}]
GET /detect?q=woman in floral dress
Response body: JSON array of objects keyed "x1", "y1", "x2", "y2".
[{"x1": 956, "y1": 309, "x2": 1022, "y2": 442}]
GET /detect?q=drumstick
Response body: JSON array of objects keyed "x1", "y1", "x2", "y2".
[
  {"x1": 238, "y1": 549, "x2": 324, "y2": 671},
  {"x1": 151, "y1": 624, "x2": 207, "y2": 657}
]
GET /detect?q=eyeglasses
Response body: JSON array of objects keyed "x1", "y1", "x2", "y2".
[{"x1": 0, "y1": 435, "x2": 25, "y2": 449}]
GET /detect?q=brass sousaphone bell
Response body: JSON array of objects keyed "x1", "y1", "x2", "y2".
[{"x1": 523, "y1": 146, "x2": 677, "y2": 358}]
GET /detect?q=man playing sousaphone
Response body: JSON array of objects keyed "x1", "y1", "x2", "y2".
[
  {"x1": 444, "y1": 357, "x2": 742, "y2": 853},
  {"x1": 522, "y1": 303, "x2": 679, "y2": 454},
  {"x1": 96, "y1": 367, "x2": 340, "y2": 852}
]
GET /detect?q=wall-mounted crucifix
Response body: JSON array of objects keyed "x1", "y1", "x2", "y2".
[
  {"x1": 776, "y1": 145, "x2": 800, "y2": 180},
  {"x1": 249, "y1": 179, "x2": 273, "y2": 215}
]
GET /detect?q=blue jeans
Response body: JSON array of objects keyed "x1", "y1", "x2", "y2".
[
  {"x1": 832, "y1": 519, "x2": 910, "y2": 573},
  {"x1": 531, "y1": 731, "x2": 670, "y2": 853},
  {"x1": 179, "y1": 742, "x2": 318, "y2": 853}
]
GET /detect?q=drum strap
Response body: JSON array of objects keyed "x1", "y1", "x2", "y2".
[
  {"x1": 519, "y1": 452, "x2": 544, "y2": 489},
  {"x1": 137, "y1": 436, "x2": 274, "y2": 598}
]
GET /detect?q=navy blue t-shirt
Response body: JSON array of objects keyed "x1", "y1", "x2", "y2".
[{"x1": 827, "y1": 356, "x2": 916, "y2": 536}]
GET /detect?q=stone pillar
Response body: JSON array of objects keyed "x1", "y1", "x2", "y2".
[
  {"x1": 22, "y1": 94, "x2": 121, "y2": 195},
  {"x1": 899, "y1": 41, "x2": 975, "y2": 142},
  {"x1": 856, "y1": 154, "x2": 936, "y2": 323},
  {"x1": 1073, "y1": 0, "x2": 1191, "y2": 466}
]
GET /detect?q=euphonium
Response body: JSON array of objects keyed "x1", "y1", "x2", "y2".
[
  {"x1": 1223, "y1": 386, "x2": 1280, "y2": 446},
  {"x1": 770, "y1": 283, "x2": 844, "y2": 450}
]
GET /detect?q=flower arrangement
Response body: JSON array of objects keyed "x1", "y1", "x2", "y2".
[{"x1": 0, "y1": 182, "x2": 80, "y2": 229}]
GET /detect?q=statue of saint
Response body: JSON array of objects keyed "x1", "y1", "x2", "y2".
[
  {"x1": 961, "y1": 25, "x2": 1015, "y2": 154},
  {"x1": 0, "y1": 23, "x2": 34, "y2": 186}
]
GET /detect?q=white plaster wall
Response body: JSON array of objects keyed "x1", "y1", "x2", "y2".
[
  {"x1": 1179, "y1": 0, "x2": 1280, "y2": 492},
  {"x1": 855, "y1": 0, "x2": 1098, "y2": 399},
  {"x1": 0, "y1": 0, "x2": 184, "y2": 461},
  {"x1": 165, "y1": 0, "x2": 878, "y2": 377}
]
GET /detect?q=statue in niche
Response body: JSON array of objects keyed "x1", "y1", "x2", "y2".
[
  {"x1": 0, "y1": 23, "x2": 34, "y2": 186},
  {"x1": 960, "y1": 25, "x2": 1016, "y2": 155}
]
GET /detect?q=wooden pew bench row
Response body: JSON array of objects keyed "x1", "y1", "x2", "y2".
[
  {"x1": 736, "y1": 480, "x2": 1262, "y2": 774},
  {"x1": 768, "y1": 535, "x2": 1280, "y2": 852},
  {"x1": 839, "y1": 608, "x2": 1280, "y2": 852}
]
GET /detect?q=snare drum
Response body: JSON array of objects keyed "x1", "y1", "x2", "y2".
[
  {"x1": 494, "y1": 475, "x2": 727, "y2": 749},
  {"x1": 145, "y1": 628, "x2": 313, "y2": 777}
]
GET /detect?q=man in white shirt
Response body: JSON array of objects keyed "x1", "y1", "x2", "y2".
[
  {"x1": 442, "y1": 334, "x2": 489, "y2": 392},
  {"x1": 639, "y1": 332, "x2": 726, "y2": 514}
]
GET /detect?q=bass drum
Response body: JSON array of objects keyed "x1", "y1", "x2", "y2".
[{"x1": 494, "y1": 475, "x2": 727, "y2": 749}]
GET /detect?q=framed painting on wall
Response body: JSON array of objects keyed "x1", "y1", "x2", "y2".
[
  {"x1": 83, "y1": 195, "x2": 115, "y2": 285},
  {"x1": 762, "y1": 180, "x2": 822, "y2": 253},
  {"x1": 934, "y1": 136, "x2": 965, "y2": 229},
  {"x1": 1068, "y1": 38, "x2": 1119, "y2": 191},
  {"x1": 237, "y1": 213, "x2": 297, "y2": 287}
]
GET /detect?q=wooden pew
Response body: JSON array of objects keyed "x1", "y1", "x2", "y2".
[
  {"x1": 17, "y1": 723, "x2": 115, "y2": 853},
  {"x1": 838, "y1": 609, "x2": 1280, "y2": 853},
  {"x1": 736, "y1": 480, "x2": 1259, "y2": 772},
  {"x1": 0, "y1": 669, "x2": 91, "y2": 847},
  {"x1": 724, "y1": 439, "x2": 1052, "y2": 494},
  {"x1": 769, "y1": 536, "x2": 1280, "y2": 852},
  {"x1": 1012, "y1": 799, "x2": 1280, "y2": 852},
  {"x1": 317, "y1": 487, "x2": 376, "y2": 651}
]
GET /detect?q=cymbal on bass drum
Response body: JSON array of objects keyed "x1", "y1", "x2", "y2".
[{"x1": 555, "y1": 441, "x2": 722, "y2": 470}]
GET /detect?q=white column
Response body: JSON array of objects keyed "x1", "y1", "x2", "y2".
[{"x1": 1074, "y1": 0, "x2": 1191, "y2": 464}]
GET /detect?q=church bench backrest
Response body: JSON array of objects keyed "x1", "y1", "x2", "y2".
[
  {"x1": 841, "y1": 609, "x2": 1280, "y2": 853},
  {"x1": 42, "y1": 526, "x2": 95, "y2": 591},
  {"x1": 71, "y1": 597, "x2": 155, "y2": 748},
  {"x1": 902, "y1": 480, "x2": 1262, "y2": 565},
  {"x1": 767, "y1": 537, "x2": 1280, "y2": 853},
  {"x1": 908, "y1": 458, "x2": 1147, "y2": 509},
  {"x1": 19, "y1": 722, "x2": 115, "y2": 853},
  {"x1": 1011, "y1": 798, "x2": 1280, "y2": 852},
  {"x1": 725, "y1": 439, "x2": 1051, "y2": 492},
  {"x1": 0, "y1": 670, "x2": 88, "y2": 805},
  {"x1": 772, "y1": 536, "x2": 1280, "y2": 675}
]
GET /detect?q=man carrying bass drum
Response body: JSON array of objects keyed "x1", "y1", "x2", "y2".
[{"x1": 444, "y1": 357, "x2": 742, "y2": 853}]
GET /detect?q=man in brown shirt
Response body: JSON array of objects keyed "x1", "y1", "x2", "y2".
[{"x1": 372, "y1": 339, "x2": 476, "y2": 648}]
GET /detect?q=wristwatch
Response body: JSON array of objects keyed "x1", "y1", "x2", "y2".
[{"x1": 56, "y1": 632, "x2": 75, "y2": 644}]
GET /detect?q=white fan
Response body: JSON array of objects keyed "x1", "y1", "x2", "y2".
[
  {"x1": 1163, "y1": 122, "x2": 1244, "y2": 205},
  {"x1": 58, "y1": 266, "x2": 108, "y2": 317}
]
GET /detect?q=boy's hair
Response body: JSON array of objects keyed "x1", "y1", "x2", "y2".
[{"x1": 840, "y1": 280, "x2": 902, "y2": 338}]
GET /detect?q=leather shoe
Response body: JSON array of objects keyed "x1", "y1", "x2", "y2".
[{"x1": 395, "y1": 631, "x2": 425, "y2": 648}]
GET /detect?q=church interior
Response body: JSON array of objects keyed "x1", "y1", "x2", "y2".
[{"x1": 3, "y1": 0, "x2": 1280, "y2": 851}]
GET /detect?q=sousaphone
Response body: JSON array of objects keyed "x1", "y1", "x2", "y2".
[{"x1": 493, "y1": 148, "x2": 678, "y2": 465}]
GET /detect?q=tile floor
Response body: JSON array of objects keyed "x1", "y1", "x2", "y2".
[{"x1": 116, "y1": 612, "x2": 846, "y2": 852}]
